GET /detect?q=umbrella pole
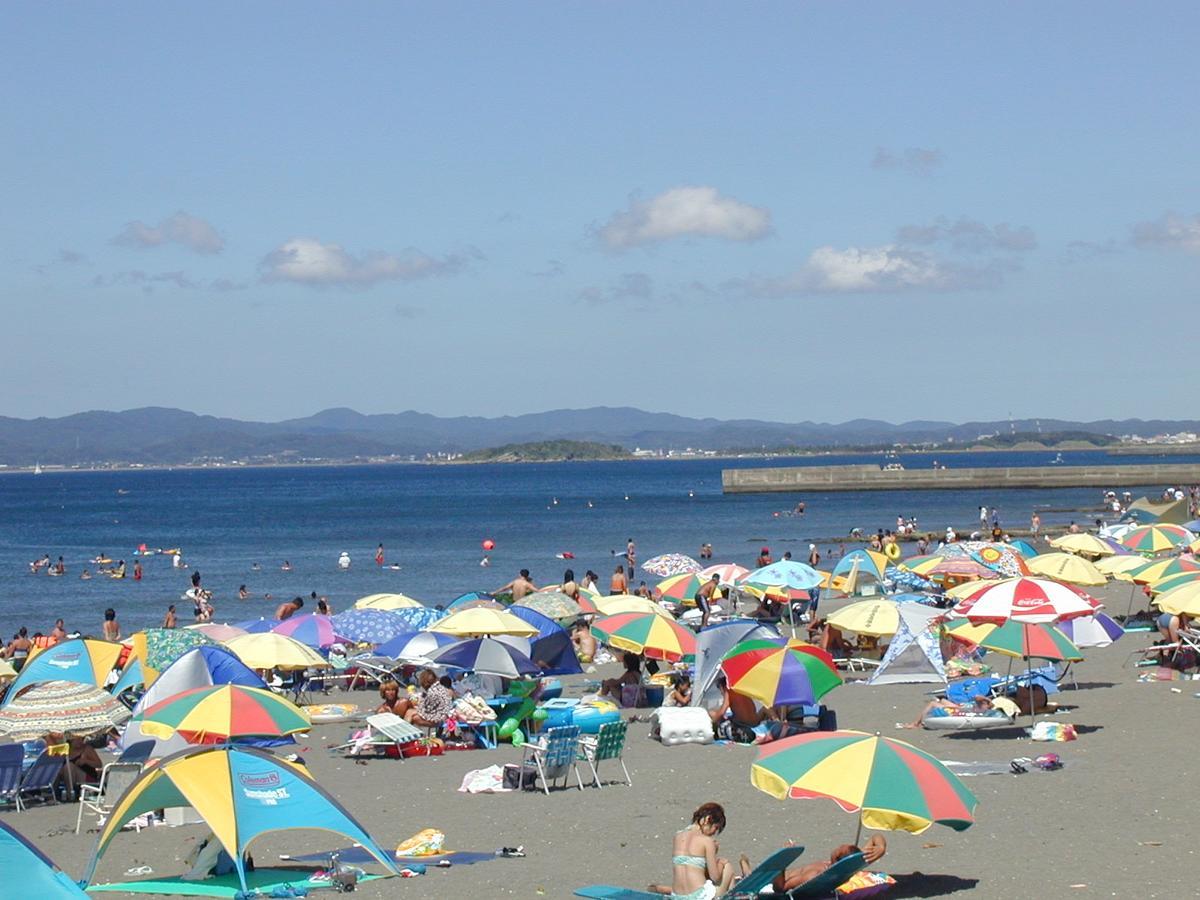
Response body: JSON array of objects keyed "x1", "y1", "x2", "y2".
[
  {"x1": 854, "y1": 815, "x2": 863, "y2": 848},
  {"x1": 1124, "y1": 583, "x2": 1139, "y2": 619}
]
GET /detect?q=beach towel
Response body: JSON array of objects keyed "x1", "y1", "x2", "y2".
[
  {"x1": 395, "y1": 828, "x2": 445, "y2": 857},
  {"x1": 458, "y1": 764, "x2": 511, "y2": 794}
]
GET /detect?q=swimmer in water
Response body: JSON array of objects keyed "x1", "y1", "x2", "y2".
[{"x1": 281, "y1": 561, "x2": 292, "y2": 572}]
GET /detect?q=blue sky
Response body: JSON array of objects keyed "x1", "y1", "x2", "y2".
[{"x1": 2, "y1": 3, "x2": 1196, "y2": 424}]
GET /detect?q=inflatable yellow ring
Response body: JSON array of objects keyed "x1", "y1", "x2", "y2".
[{"x1": 884, "y1": 542, "x2": 901, "y2": 560}]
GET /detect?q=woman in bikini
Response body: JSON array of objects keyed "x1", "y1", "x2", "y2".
[{"x1": 648, "y1": 802, "x2": 735, "y2": 899}]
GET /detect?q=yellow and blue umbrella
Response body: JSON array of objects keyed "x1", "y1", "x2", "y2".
[{"x1": 84, "y1": 746, "x2": 399, "y2": 893}]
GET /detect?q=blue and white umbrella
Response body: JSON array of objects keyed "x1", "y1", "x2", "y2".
[
  {"x1": 390, "y1": 606, "x2": 447, "y2": 631},
  {"x1": 376, "y1": 631, "x2": 458, "y2": 663},
  {"x1": 424, "y1": 637, "x2": 540, "y2": 679},
  {"x1": 742, "y1": 560, "x2": 824, "y2": 591},
  {"x1": 235, "y1": 618, "x2": 275, "y2": 634},
  {"x1": 331, "y1": 609, "x2": 416, "y2": 644}
]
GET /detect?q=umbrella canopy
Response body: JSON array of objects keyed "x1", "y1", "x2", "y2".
[
  {"x1": 234, "y1": 618, "x2": 275, "y2": 634},
  {"x1": 331, "y1": 608, "x2": 416, "y2": 644},
  {"x1": 1095, "y1": 555, "x2": 1153, "y2": 577},
  {"x1": 224, "y1": 633, "x2": 329, "y2": 670},
  {"x1": 0, "y1": 819, "x2": 90, "y2": 898},
  {"x1": 271, "y1": 613, "x2": 348, "y2": 649},
  {"x1": 131, "y1": 628, "x2": 218, "y2": 683},
  {"x1": 751, "y1": 730, "x2": 978, "y2": 834},
  {"x1": 832, "y1": 549, "x2": 890, "y2": 582},
  {"x1": 0, "y1": 680, "x2": 130, "y2": 739},
  {"x1": 1154, "y1": 581, "x2": 1200, "y2": 616},
  {"x1": 594, "y1": 594, "x2": 676, "y2": 618},
  {"x1": 1057, "y1": 612, "x2": 1124, "y2": 648},
  {"x1": 513, "y1": 590, "x2": 583, "y2": 621},
  {"x1": 641, "y1": 553, "x2": 703, "y2": 577},
  {"x1": 424, "y1": 637, "x2": 540, "y2": 678},
  {"x1": 507, "y1": 606, "x2": 582, "y2": 676},
  {"x1": 2, "y1": 638, "x2": 124, "y2": 705},
  {"x1": 1049, "y1": 533, "x2": 1119, "y2": 557},
  {"x1": 700, "y1": 563, "x2": 751, "y2": 585},
  {"x1": 742, "y1": 560, "x2": 824, "y2": 591},
  {"x1": 1120, "y1": 524, "x2": 1194, "y2": 554},
  {"x1": 185, "y1": 623, "x2": 249, "y2": 642},
  {"x1": 85, "y1": 745, "x2": 398, "y2": 893},
  {"x1": 389, "y1": 606, "x2": 446, "y2": 630},
  {"x1": 740, "y1": 582, "x2": 811, "y2": 604},
  {"x1": 132, "y1": 684, "x2": 310, "y2": 745},
  {"x1": 1008, "y1": 539, "x2": 1040, "y2": 559},
  {"x1": 376, "y1": 630, "x2": 459, "y2": 662},
  {"x1": 721, "y1": 639, "x2": 842, "y2": 706},
  {"x1": 656, "y1": 573, "x2": 717, "y2": 602},
  {"x1": 429, "y1": 607, "x2": 540, "y2": 637},
  {"x1": 904, "y1": 555, "x2": 999, "y2": 579},
  {"x1": 1130, "y1": 557, "x2": 1200, "y2": 585},
  {"x1": 970, "y1": 620, "x2": 1083, "y2": 662},
  {"x1": 827, "y1": 600, "x2": 907, "y2": 637},
  {"x1": 1026, "y1": 553, "x2": 1106, "y2": 586},
  {"x1": 446, "y1": 591, "x2": 505, "y2": 611},
  {"x1": 354, "y1": 592, "x2": 424, "y2": 610},
  {"x1": 592, "y1": 611, "x2": 697, "y2": 661},
  {"x1": 1148, "y1": 571, "x2": 1200, "y2": 596},
  {"x1": 951, "y1": 577, "x2": 1101, "y2": 624}
]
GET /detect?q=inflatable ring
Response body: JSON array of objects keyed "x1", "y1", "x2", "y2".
[
  {"x1": 306, "y1": 703, "x2": 360, "y2": 724},
  {"x1": 572, "y1": 700, "x2": 621, "y2": 734},
  {"x1": 884, "y1": 542, "x2": 901, "y2": 560}
]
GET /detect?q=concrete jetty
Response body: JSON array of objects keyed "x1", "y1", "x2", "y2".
[{"x1": 722, "y1": 462, "x2": 1200, "y2": 493}]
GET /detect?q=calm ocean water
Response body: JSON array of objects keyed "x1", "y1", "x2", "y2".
[{"x1": 2, "y1": 449, "x2": 1196, "y2": 639}]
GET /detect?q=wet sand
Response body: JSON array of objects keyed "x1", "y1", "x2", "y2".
[{"x1": 8, "y1": 582, "x2": 1192, "y2": 899}]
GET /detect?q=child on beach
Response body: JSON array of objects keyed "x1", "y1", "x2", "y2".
[{"x1": 648, "y1": 803, "x2": 735, "y2": 898}]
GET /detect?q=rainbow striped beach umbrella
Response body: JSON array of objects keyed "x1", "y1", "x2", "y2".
[
  {"x1": 1120, "y1": 524, "x2": 1194, "y2": 554},
  {"x1": 971, "y1": 619, "x2": 1083, "y2": 662},
  {"x1": 592, "y1": 611, "x2": 696, "y2": 661},
  {"x1": 1131, "y1": 557, "x2": 1200, "y2": 586},
  {"x1": 132, "y1": 684, "x2": 310, "y2": 745},
  {"x1": 655, "y1": 573, "x2": 715, "y2": 602},
  {"x1": 1149, "y1": 571, "x2": 1200, "y2": 597},
  {"x1": 721, "y1": 639, "x2": 842, "y2": 706},
  {"x1": 751, "y1": 730, "x2": 978, "y2": 835},
  {"x1": 271, "y1": 613, "x2": 348, "y2": 649}
]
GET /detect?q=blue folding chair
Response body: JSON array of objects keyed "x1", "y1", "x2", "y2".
[
  {"x1": 0, "y1": 744, "x2": 24, "y2": 809},
  {"x1": 522, "y1": 725, "x2": 583, "y2": 794},
  {"x1": 16, "y1": 750, "x2": 63, "y2": 810},
  {"x1": 575, "y1": 846, "x2": 806, "y2": 899}
]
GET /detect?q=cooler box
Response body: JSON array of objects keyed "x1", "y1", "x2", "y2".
[
  {"x1": 540, "y1": 698, "x2": 579, "y2": 729},
  {"x1": 540, "y1": 680, "x2": 563, "y2": 700},
  {"x1": 643, "y1": 685, "x2": 665, "y2": 707},
  {"x1": 165, "y1": 806, "x2": 205, "y2": 826}
]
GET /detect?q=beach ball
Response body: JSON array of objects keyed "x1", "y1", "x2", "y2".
[{"x1": 482, "y1": 539, "x2": 495, "y2": 551}]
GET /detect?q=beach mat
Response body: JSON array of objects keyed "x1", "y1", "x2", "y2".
[
  {"x1": 285, "y1": 846, "x2": 497, "y2": 866},
  {"x1": 88, "y1": 868, "x2": 385, "y2": 897}
]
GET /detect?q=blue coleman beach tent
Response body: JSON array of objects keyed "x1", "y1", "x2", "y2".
[{"x1": 0, "y1": 819, "x2": 89, "y2": 897}]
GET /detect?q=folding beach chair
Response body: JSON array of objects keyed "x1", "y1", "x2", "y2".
[
  {"x1": 574, "y1": 846, "x2": 806, "y2": 899},
  {"x1": 331, "y1": 712, "x2": 424, "y2": 759},
  {"x1": 762, "y1": 850, "x2": 867, "y2": 898},
  {"x1": 577, "y1": 720, "x2": 632, "y2": 788},
  {"x1": 0, "y1": 744, "x2": 25, "y2": 810},
  {"x1": 16, "y1": 750, "x2": 63, "y2": 810},
  {"x1": 76, "y1": 761, "x2": 143, "y2": 833},
  {"x1": 521, "y1": 725, "x2": 584, "y2": 794}
]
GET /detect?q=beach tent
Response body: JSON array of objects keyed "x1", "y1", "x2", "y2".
[
  {"x1": 1121, "y1": 495, "x2": 1188, "y2": 525},
  {"x1": 2, "y1": 638, "x2": 123, "y2": 706},
  {"x1": 121, "y1": 647, "x2": 268, "y2": 754},
  {"x1": 690, "y1": 619, "x2": 782, "y2": 709},
  {"x1": 108, "y1": 656, "x2": 144, "y2": 697},
  {"x1": 0, "y1": 819, "x2": 89, "y2": 898},
  {"x1": 832, "y1": 549, "x2": 889, "y2": 585},
  {"x1": 868, "y1": 606, "x2": 946, "y2": 686},
  {"x1": 508, "y1": 606, "x2": 583, "y2": 676},
  {"x1": 84, "y1": 745, "x2": 399, "y2": 894}
]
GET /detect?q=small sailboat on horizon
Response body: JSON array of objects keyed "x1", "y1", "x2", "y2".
[{"x1": 33, "y1": 461, "x2": 42, "y2": 475}]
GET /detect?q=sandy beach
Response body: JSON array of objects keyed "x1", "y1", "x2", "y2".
[{"x1": 4, "y1": 581, "x2": 1191, "y2": 899}]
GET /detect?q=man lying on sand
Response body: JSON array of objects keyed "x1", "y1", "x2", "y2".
[
  {"x1": 739, "y1": 835, "x2": 887, "y2": 893},
  {"x1": 899, "y1": 694, "x2": 993, "y2": 729}
]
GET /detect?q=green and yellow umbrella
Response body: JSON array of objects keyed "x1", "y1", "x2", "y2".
[
  {"x1": 655, "y1": 573, "x2": 719, "y2": 603},
  {"x1": 131, "y1": 684, "x2": 310, "y2": 745},
  {"x1": 1148, "y1": 571, "x2": 1200, "y2": 597},
  {"x1": 949, "y1": 619, "x2": 1082, "y2": 662},
  {"x1": 751, "y1": 730, "x2": 978, "y2": 835},
  {"x1": 1131, "y1": 557, "x2": 1200, "y2": 586},
  {"x1": 592, "y1": 611, "x2": 696, "y2": 661},
  {"x1": 1120, "y1": 524, "x2": 1194, "y2": 555},
  {"x1": 721, "y1": 639, "x2": 842, "y2": 706},
  {"x1": 1154, "y1": 582, "x2": 1200, "y2": 616},
  {"x1": 1095, "y1": 555, "x2": 1153, "y2": 578}
]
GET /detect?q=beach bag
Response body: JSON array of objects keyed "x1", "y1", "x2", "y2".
[
  {"x1": 818, "y1": 707, "x2": 838, "y2": 732},
  {"x1": 1030, "y1": 722, "x2": 1076, "y2": 742},
  {"x1": 503, "y1": 762, "x2": 540, "y2": 790}
]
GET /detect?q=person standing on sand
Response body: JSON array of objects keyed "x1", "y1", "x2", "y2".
[
  {"x1": 276, "y1": 596, "x2": 304, "y2": 621},
  {"x1": 694, "y1": 574, "x2": 720, "y2": 629},
  {"x1": 495, "y1": 569, "x2": 537, "y2": 601},
  {"x1": 162, "y1": 605, "x2": 177, "y2": 628}
]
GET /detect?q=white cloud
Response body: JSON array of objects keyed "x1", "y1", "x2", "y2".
[
  {"x1": 113, "y1": 211, "x2": 224, "y2": 254},
  {"x1": 1131, "y1": 212, "x2": 1200, "y2": 253},
  {"x1": 260, "y1": 237, "x2": 472, "y2": 288},
  {"x1": 871, "y1": 146, "x2": 943, "y2": 174},
  {"x1": 745, "y1": 244, "x2": 1004, "y2": 296},
  {"x1": 596, "y1": 186, "x2": 771, "y2": 249}
]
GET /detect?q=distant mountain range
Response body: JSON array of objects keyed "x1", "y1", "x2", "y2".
[{"x1": 0, "y1": 406, "x2": 1194, "y2": 467}]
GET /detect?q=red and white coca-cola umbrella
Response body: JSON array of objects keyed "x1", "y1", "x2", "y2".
[{"x1": 950, "y1": 577, "x2": 1101, "y2": 625}]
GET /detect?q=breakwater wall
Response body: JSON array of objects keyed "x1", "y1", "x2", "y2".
[{"x1": 722, "y1": 463, "x2": 1200, "y2": 493}]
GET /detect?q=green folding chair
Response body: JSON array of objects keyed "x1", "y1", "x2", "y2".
[{"x1": 578, "y1": 720, "x2": 632, "y2": 788}]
